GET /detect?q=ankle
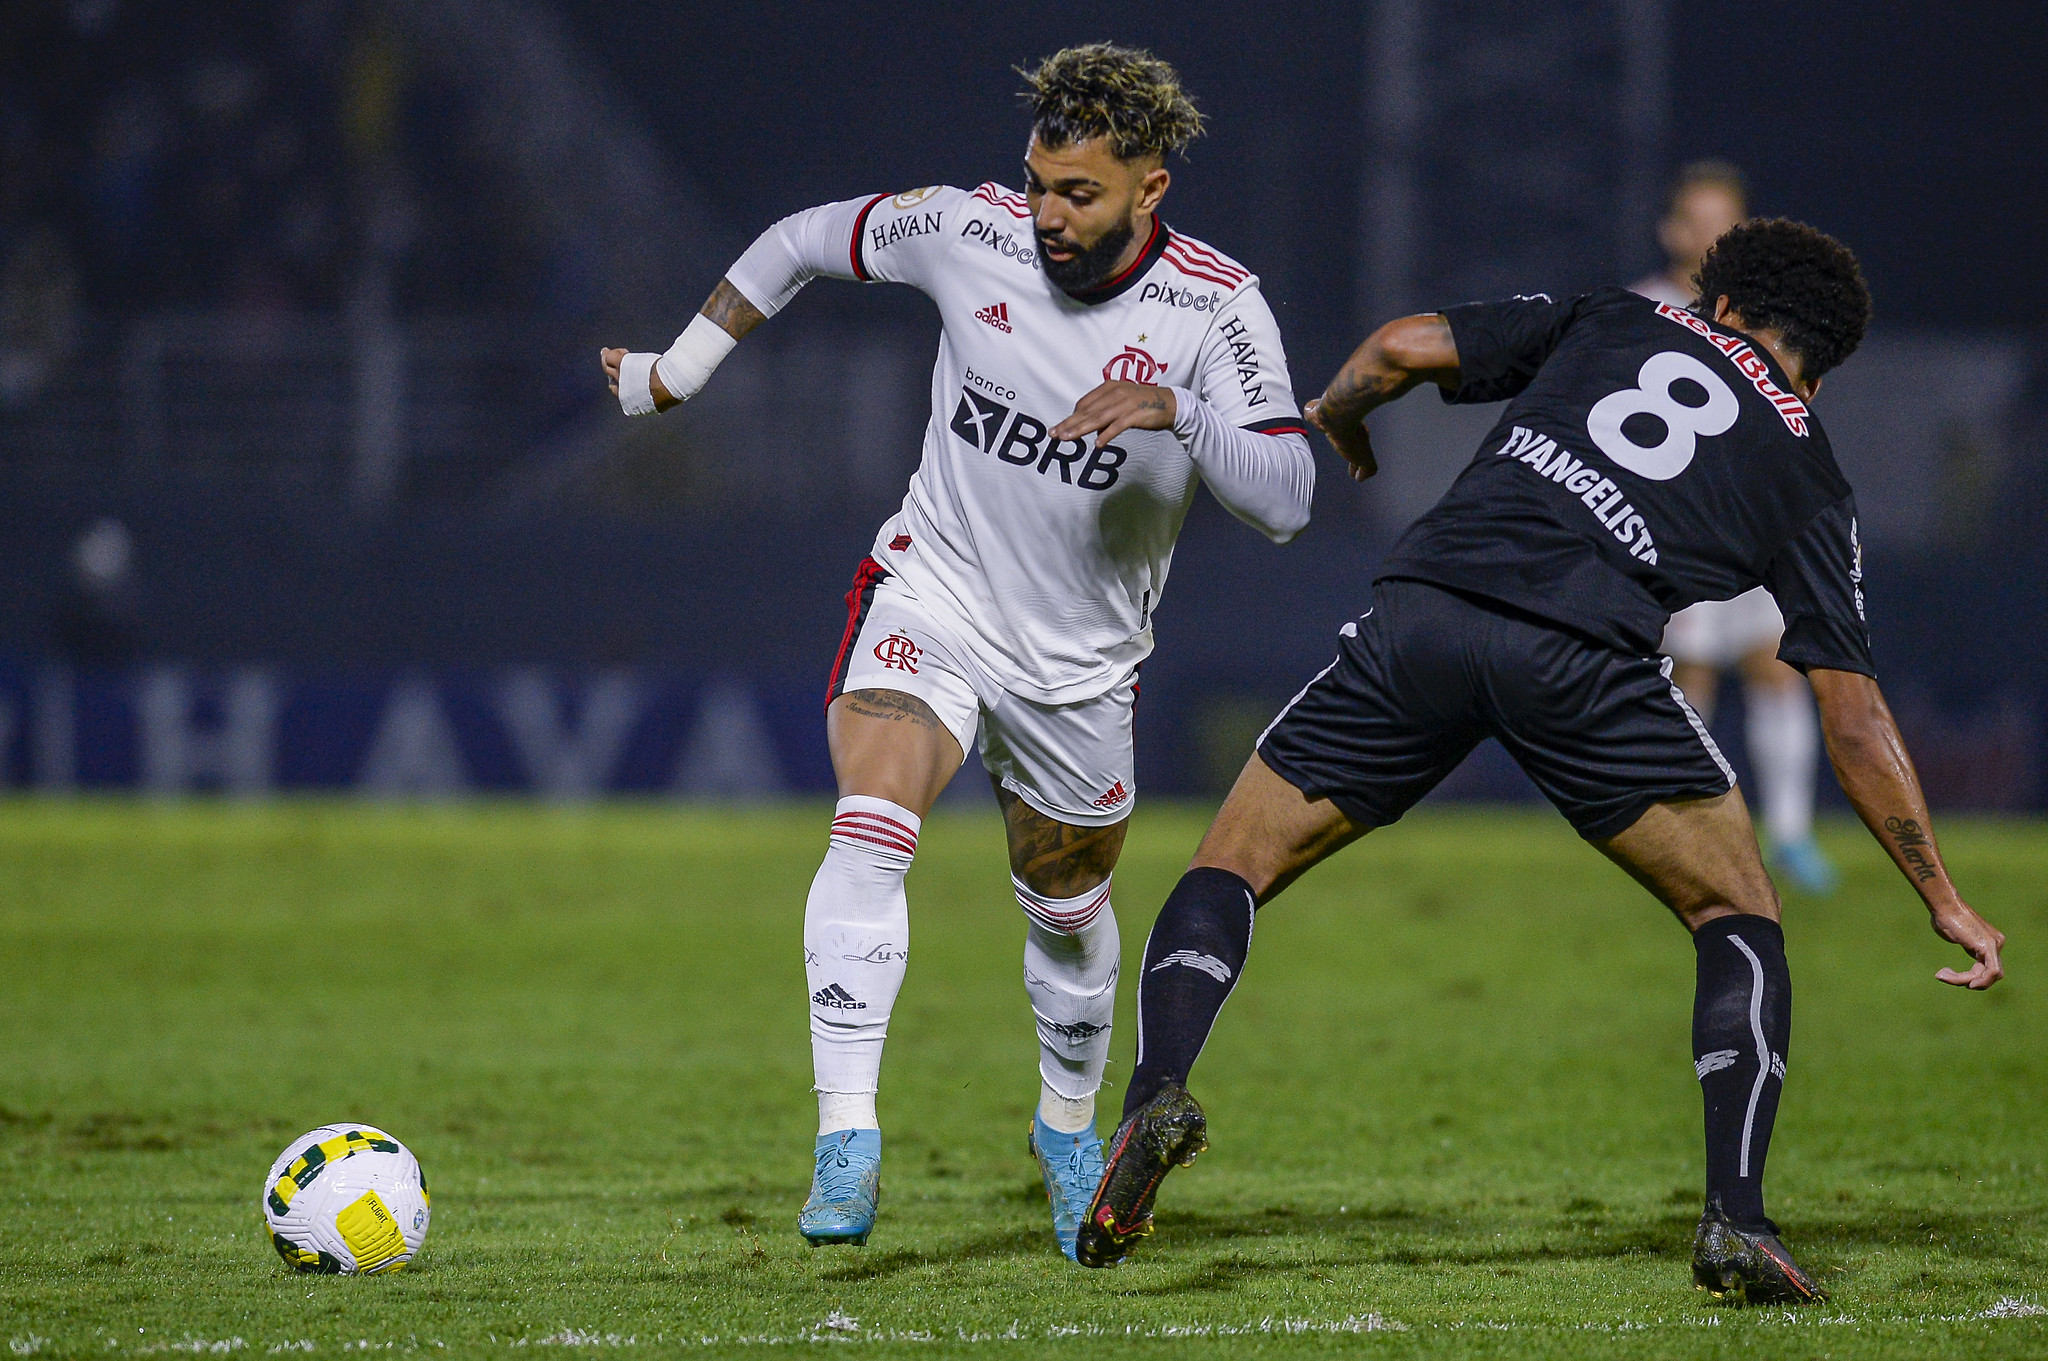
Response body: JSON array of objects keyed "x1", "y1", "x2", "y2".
[
  {"x1": 818, "y1": 1091, "x2": 878, "y2": 1134},
  {"x1": 1037, "y1": 1084, "x2": 1096, "y2": 1134}
]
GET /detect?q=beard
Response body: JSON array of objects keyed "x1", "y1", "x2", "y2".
[{"x1": 1037, "y1": 215, "x2": 1137, "y2": 293}]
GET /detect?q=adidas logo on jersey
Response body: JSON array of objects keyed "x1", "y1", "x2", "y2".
[
  {"x1": 812, "y1": 983, "x2": 867, "y2": 1011},
  {"x1": 1091, "y1": 780, "x2": 1130, "y2": 810},
  {"x1": 975, "y1": 301, "x2": 1013, "y2": 333}
]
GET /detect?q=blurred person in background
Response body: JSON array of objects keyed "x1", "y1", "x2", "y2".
[
  {"x1": 50, "y1": 518, "x2": 143, "y2": 671},
  {"x1": 1633, "y1": 163, "x2": 1837, "y2": 894}
]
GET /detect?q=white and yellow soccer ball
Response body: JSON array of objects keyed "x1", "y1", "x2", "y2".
[{"x1": 262, "y1": 1124, "x2": 430, "y2": 1274}]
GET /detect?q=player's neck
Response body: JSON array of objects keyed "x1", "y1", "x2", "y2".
[
  {"x1": 1715, "y1": 308, "x2": 1815, "y2": 401},
  {"x1": 1103, "y1": 212, "x2": 1156, "y2": 286}
]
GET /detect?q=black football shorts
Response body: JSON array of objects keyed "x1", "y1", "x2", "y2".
[{"x1": 1256, "y1": 578, "x2": 1736, "y2": 841}]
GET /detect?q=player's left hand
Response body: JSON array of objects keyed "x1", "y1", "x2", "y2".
[
  {"x1": 600, "y1": 347, "x2": 626, "y2": 396},
  {"x1": 1054, "y1": 381, "x2": 1176, "y2": 449},
  {"x1": 1930, "y1": 896, "x2": 2006, "y2": 990}
]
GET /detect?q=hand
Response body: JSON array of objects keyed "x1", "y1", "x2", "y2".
[
  {"x1": 1052, "y1": 381, "x2": 1175, "y2": 449},
  {"x1": 1930, "y1": 898, "x2": 2006, "y2": 989},
  {"x1": 600, "y1": 347, "x2": 626, "y2": 396},
  {"x1": 1306, "y1": 396, "x2": 1378, "y2": 481}
]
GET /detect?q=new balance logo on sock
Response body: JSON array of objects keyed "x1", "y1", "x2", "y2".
[
  {"x1": 1151, "y1": 950, "x2": 1232, "y2": 982},
  {"x1": 1770, "y1": 1053, "x2": 1786, "y2": 1079},
  {"x1": 975, "y1": 301, "x2": 1013, "y2": 333},
  {"x1": 1695, "y1": 1049, "x2": 1739, "y2": 1079},
  {"x1": 812, "y1": 983, "x2": 867, "y2": 1010},
  {"x1": 1041, "y1": 1018, "x2": 1108, "y2": 1041}
]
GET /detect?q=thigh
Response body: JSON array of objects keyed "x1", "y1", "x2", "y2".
[
  {"x1": 826, "y1": 564, "x2": 979, "y2": 814},
  {"x1": 992, "y1": 780, "x2": 1127, "y2": 897},
  {"x1": 1192, "y1": 751, "x2": 1370, "y2": 904},
  {"x1": 1593, "y1": 787, "x2": 1781, "y2": 929},
  {"x1": 1481, "y1": 621, "x2": 1736, "y2": 842}
]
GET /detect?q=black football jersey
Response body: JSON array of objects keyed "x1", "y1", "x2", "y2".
[{"x1": 1378, "y1": 286, "x2": 1873, "y2": 675}]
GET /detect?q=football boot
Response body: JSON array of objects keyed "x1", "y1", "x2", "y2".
[
  {"x1": 1692, "y1": 1200, "x2": 1828, "y2": 1304},
  {"x1": 798, "y1": 1129, "x2": 881, "y2": 1246},
  {"x1": 1074, "y1": 1084, "x2": 1208, "y2": 1268},
  {"x1": 1028, "y1": 1113, "x2": 1107, "y2": 1262}
]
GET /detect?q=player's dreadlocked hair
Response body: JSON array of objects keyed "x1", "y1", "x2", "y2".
[
  {"x1": 1018, "y1": 43, "x2": 1206, "y2": 163},
  {"x1": 1691, "y1": 218, "x2": 1871, "y2": 381}
]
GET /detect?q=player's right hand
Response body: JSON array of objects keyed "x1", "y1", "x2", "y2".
[
  {"x1": 1930, "y1": 898, "x2": 2005, "y2": 989},
  {"x1": 600, "y1": 347, "x2": 626, "y2": 396},
  {"x1": 1305, "y1": 397, "x2": 1378, "y2": 482}
]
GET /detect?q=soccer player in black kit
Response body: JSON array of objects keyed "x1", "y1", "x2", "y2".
[{"x1": 1074, "y1": 220, "x2": 2009, "y2": 1302}]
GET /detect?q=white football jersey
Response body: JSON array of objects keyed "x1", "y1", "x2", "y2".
[{"x1": 727, "y1": 183, "x2": 1305, "y2": 704}]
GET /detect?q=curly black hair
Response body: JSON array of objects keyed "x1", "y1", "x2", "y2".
[
  {"x1": 1018, "y1": 43, "x2": 1205, "y2": 163},
  {"x1": 1691, "y1": 218, "x2": 1871, "y2": 381}
]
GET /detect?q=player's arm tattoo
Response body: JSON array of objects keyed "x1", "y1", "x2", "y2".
[
  {"x1": 700, "y1": 279, "x2": 767, "y2": 341},
  {"x1": 840, "y1": 688, "x2": 944, "y2": 730},
  {"x1": 995, "y1": 782, "x2": 1127, "y2": 897},
  {"x1": 1882, "y1": 816, "x2": 1941, "y2": 883}
]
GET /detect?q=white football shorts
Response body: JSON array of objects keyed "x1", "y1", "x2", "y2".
[
  {"x1": 1662, "y1": 587, "x2": 1786, "y2": 668},
  {"x1": 828, "y1": 558, "x2": 1137, "y2": 827}
]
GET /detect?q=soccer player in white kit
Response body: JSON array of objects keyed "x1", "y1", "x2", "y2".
[
  {"x1": 1631, "y1": 162, "x2": 1838, "y2": 893},
  {"x1": 599, "y1": 45, "x2": 1314, "y2": 1257}
]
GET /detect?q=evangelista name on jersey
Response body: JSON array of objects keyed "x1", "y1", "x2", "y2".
[{"x1": 724, "y1": 184, "x2": 1308, "y2": 705}]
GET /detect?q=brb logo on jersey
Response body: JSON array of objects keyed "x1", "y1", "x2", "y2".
[
  {"x1": 1102, "y1": 345, "x2": 1167, "y2": 384},
  {"x1": 873, "y1": 633, "x2": 921, "y2": 673},
  {"x1": 949, "y1": 372, "x2": 1128, "y2": 491}
]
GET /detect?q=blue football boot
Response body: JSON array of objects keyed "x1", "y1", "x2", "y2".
[
  {"x1": 1772, "y1": 836, "x2": 1839, "y2": 896},
  {"x1": 798, "y1": 1129, "x2": 881, "y2": 1246},
  {"x1": 1029, "y1": 1113, "x2": 1106, "y2": 1262}
]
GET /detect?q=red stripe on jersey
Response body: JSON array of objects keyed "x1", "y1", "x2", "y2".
[
  {"x1": 972, "y1": 183, "x2": 1031, "y2": 218},
  {"x1": 1165, "y1": 235, "x2": 1248, "y2": 281},
  {"x1": 1161, "y1": 253, "x2": 1243, "y2": 289},
  {"x1": 848, "y1": 194, "x2": 889, "y2": 281}
]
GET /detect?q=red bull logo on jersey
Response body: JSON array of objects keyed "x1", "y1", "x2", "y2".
[
  {"x1": 1102, "y1": 345, "x2": 1167, "y2": 384},
  {"x1": 1654, "y1": 302, "x2": 1810, "y2": 436}
]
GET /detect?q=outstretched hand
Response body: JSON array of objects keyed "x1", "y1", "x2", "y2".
[
  {"x1": 1931, "y1": 898, "x2": 2006, "y2": 989},
  {"x1": 600, "y1": 347, "x2": 626, "y2": 396},
  {"x1": 1053, "y1": 381, "x2": 1176, "y2": 449},
  {"x1": 1306, "y1": 397, "x2": 1378, "y2": 481}
]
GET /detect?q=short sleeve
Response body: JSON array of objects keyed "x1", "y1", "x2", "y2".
[
  {"x1": 1194, "y1": 284, "x2": 1305, "y2": 434},
  {"x1": 1439, "y1": 292, "x2": 1588, "y2": 405},
  {"x1": 1765, "y1": 495, "x2": 1875, "y2": 676}
]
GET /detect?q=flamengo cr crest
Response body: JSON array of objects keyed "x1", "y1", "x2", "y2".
[
  {"x1": 873, "y1": 633, "x2": 921, "y2": 673},
  {"x1": 1102, "y1": 345, "x2": 1167, "y2": 384}
]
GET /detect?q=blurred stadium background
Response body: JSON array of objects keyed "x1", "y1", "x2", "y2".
[{"x1": 2, "y1": 0, "x2": 2042, "y2": 810}]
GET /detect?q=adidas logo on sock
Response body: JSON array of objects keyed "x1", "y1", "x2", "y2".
[
  {"x1": 812, "y1": 982, "x2": 867, "y2": 1010},
  {"x1": 975, "y1": 301, "x2": 1013, "y2": 333}
]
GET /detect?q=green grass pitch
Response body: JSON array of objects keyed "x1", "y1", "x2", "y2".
[{"x1": 1, "y1": 800, "x2": 2043, "y2": 1358}]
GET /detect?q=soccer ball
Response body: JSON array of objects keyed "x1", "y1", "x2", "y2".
[{"x1": 262, "y1": 1124, "x2": 430, "y2": 1274}]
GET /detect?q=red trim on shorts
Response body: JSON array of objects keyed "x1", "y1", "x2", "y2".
[{"x1": 827, "y1": 557, "x2": 891, "y2": 708}]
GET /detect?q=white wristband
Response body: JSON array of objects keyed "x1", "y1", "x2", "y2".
[
  {"x1": 652, "y1": 314, "x2": 740, "y2": 407},
  {"x1": 616, "y1": 352, "x2": 658, "y2": 416}
]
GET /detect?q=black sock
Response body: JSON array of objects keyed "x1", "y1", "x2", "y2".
[
  {"x1": 1123, "y1": 867, "x2": 1257, "y2": 1120},
  {"x1": 1692, "y1": 914, "x2": 1791, "y2": 1227}
]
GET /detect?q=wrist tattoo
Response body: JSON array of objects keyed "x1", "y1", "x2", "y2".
[{"x1": 1884, "y1": 816, "x2": 1939, "y2": 882}]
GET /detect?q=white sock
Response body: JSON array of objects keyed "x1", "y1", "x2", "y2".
[
  {"x1": 1016, "y1": 874, "x2": 1119, "y2": 1119},
  {"x1": 1038, "y1": 1084, "x2": 1096, "y2": 1134},
  {"x1": 806, "y1": 796, "x2": 919, "y2": 1133},
  {"x1": 1747, "y1": 681, "x2": 1818, "y2": 848}
]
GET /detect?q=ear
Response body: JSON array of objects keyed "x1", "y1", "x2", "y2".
[
  {"x1": 1807, "y1": 376, "x2": 1822, "y2": 400},
  {"x1": 1135, "y1": 165, "x2": 1171, "y2": 216},
  {"x1": 1710, "y1": 295, "x2": 1734, "y2": 324}
]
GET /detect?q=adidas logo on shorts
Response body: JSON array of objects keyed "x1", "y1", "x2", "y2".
[
  {"x1": 812, "y1": 983, "x2": 867, "y2": 1010},
  {"x1": 975, "y1": 301, "x2": 1013, "y2": 333},
  {"x1": 1091, "y1": 780, "x2": 1130, "y2": 810}
]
